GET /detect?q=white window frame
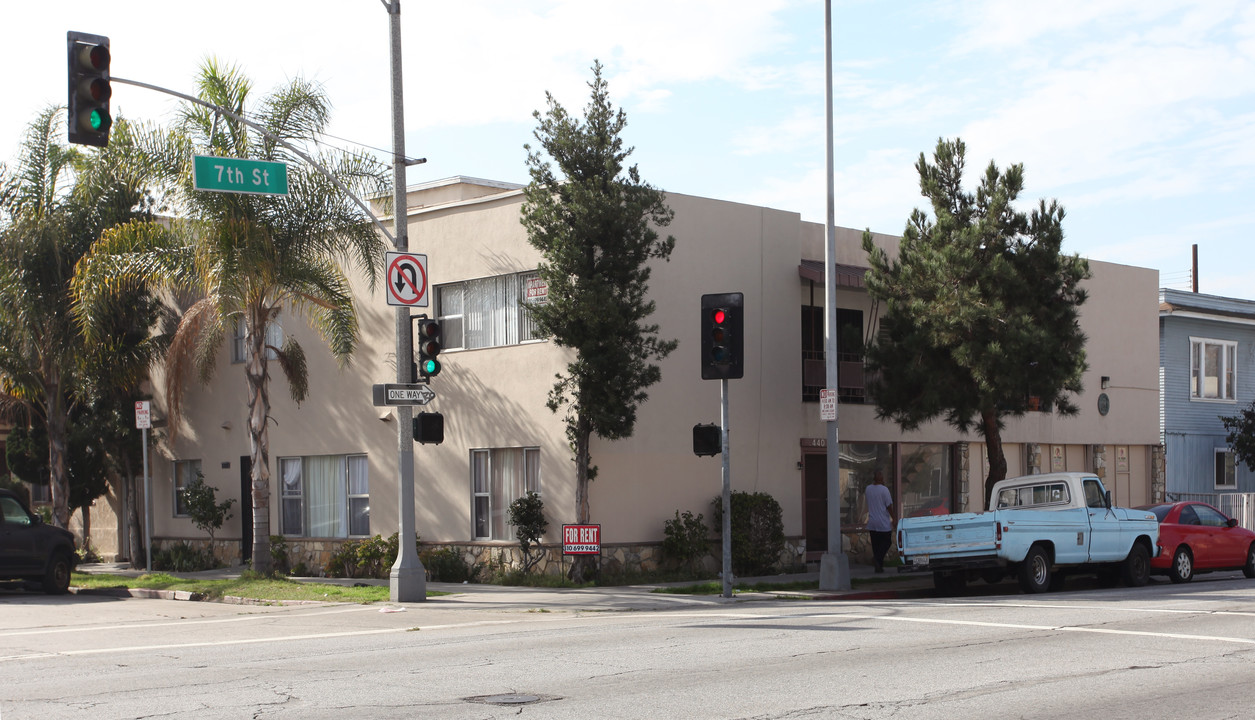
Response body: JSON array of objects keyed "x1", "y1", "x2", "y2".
[
  {"x1": 470, "y1": 447, "x2": 540, "y2": 541},
  {"x1": 173, "y1": 459, "x2": 201, "y2": 517},
  {"x1": 1215, "y1": 448, "x2": 1237, "y2": 490},
  {"x1": 231, "y1": 315, "x2": 283, "y2": 364},
  {"x1": 278, "y1": 453, "x2": 369, "y2": 538},
  {"x1": 1190, "y1": 337, "x2": 1237, "y2": 402},
  {"x1": 436, "y1": 271, "x2": 542, "y2": 351}
]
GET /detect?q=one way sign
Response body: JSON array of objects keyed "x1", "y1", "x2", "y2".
[{"x1": 385, "y1": 251, "x2": 428, "y2": 307}]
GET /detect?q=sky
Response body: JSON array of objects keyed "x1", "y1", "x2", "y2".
[{"x1": 5, "y1": 0, "x2": 1254, "y2": 298}]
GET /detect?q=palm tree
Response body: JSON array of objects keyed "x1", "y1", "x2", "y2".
[
  {"x1": 0, "y1": 108, "x2": 162, "y2": 529},
  {"x1": 74, "y1": 61, "x2": 390, "y2": 573}
]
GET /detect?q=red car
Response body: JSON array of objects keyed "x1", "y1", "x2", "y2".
[{"x1": 1136, "y1": 501, "x2": 1255, "y2": 583}]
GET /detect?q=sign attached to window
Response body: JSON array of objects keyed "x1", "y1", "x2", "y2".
[
  {"x1": 562, "y1": 524, "x2": 601, "y2": 555},
  {"x1": 524, "y1": 276, "x2": 548, "y2": 304}
]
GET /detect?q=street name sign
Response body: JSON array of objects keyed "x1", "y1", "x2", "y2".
[
  {"x1": 372, "y1": 383, "x2": 436, "y2": 406},
  {"x1": 193, "y1": 155, "x2": 289, "y2": 196}
]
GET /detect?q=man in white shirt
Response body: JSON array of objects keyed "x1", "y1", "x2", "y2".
[{"x1": 865, "y1": 470, "x2": 895, "y2": 573}]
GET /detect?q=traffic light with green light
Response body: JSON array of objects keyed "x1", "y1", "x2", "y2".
[
  {"x1": 416, "y1": 318, "x2": 442, "y2": 380},
  {"x1": 66, "y1": 31, "x2": 112, "y2": 147},
  {"x1": 700, "y1": 292, "x2": 744, "y2": 380}
]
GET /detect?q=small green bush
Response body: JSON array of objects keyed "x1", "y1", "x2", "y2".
[
  {"x1": 420, "y1": 547, "x2": 483, "y2": 583},
  {"x1": 268, "y1": 535, "x2": 290, "y2": 575},
  {"x1": 181, "y1": 473, "x2": 235, "y2": 544},
  {"x1": 662, "y1": 510, "x2": 709, "y2": 573},
  {"x1": 508, "y1": 491, "x2": 548, "y2": 573},
  {"x1": 153, "y1": 541, "x2": 215, "y2": 572},
  {"x1": 712, "y1": 491, "x2": 785, "y2": 577}
]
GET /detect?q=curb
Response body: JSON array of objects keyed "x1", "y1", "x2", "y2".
[{"x1": 70, "y1": 586, "x2": 205, "y2": 602}]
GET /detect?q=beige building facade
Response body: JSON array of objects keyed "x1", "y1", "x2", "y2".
[{"x1": 108, "y1": 177, "x2": 1162, "y2": 570}]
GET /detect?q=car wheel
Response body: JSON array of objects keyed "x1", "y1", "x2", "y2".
[
  {"x1": 43, "y1": 550, "x2": 72, "y2": 595},
  {"x1": 1122, "y1": 543, "x2": 1150, "y2": 587},
  {"x1": 1244, "y1": 544, "x2": 1255, "y2": 580},
  {"x1": 1168, "y1": 546, "x2": 1193, "y2": 584},
  {"x1": 1018, "y1": 545, "x2": 1051, "y2": 594}
]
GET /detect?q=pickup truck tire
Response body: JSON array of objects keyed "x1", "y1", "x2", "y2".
[
  {"x1": 1243, "y1": 544, "x2": 1255, "y2": 579},
  {"x1": 1018, "y1": 545, "x2": 1052, "y2": 594},
  {"x1": 1168, "y1": 546, "x2": 1193, "y2": 584},
  {"x1": 1121, "y1": 543, "x2": 1151, "y2": 587},
  {"x1": 42, "y1": 550, "x2": 73, "y2": 595}
]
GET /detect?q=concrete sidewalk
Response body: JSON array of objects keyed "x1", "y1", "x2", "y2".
[{"x1": 71, "y1": 562, "x2": 935, "y2": 607}]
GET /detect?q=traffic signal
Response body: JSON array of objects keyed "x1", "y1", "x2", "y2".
[
  {"x1": 414, "y1": 411, "x2": 444, "y2": 445},
  {"x1": 693, "y1": 423, "x2": 721, "y2": 457},
  {"x1": 415, "y1": 318, "x2": 442, "y2": 380},
  {"x1": 700, "y1": 292, "x2": 744, "y2": 380},
  {"x1": 67, "y1": 31, "x2": 112, "y2": 147}
]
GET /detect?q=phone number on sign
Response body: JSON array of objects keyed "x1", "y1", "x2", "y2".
[{"x1": 563, "y1": 544, "x2": 600, "y2": 554}]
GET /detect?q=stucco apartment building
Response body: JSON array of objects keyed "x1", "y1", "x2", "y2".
[{"x1": 118, "y1": 177, "x2": 1163, "y2": 571}]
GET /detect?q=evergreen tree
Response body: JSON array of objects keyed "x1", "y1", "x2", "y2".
[
  {"x1": 1221, "y1": 402, "x2": 1255, "y2": 472},
  {"x1": 521, "y1": 61, "x2": 677, "y2": 582},
  {"x1": 862, "y1": 138, "x2": 1090, "y2": 509}
]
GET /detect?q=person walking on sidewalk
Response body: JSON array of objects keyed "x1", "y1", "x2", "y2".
[{"x1": 865, "y1": 470, "x2": 895, "y2": 573}]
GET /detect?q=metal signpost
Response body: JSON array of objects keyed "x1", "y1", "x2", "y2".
[
  {"x1": 192, "y1": 155, "x2": 288, "y2": 196},
  {"x1": 135, "y1": 401, "x2": 152, "y2": 572}
]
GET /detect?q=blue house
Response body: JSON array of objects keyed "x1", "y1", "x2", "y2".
[{"x1": 1160, "y1": 288, "x2": 1255, "y2": 523}]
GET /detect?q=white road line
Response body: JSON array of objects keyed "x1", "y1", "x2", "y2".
[{"x1": 0, "y1": 604, "x2": 379, "y2": 638}]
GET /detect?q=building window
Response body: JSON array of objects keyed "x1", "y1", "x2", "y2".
[
  {"x1": 279, "y1": 454, "x2": 369, "y2": 538},
  {"x1": 1190, "y1": 338, "x2": 1237, "y2": 401},
  {"x1": 436, "y1": 272, "x2": 541, "y2": 351},
  {"x1": 27, "y1": 482, "x2": 51, "y2": 504},
  {"x1": 231, "y1": 316, "x2": 284, "y2": 364},
  {"x1": 173, "y1": 459, "x2": 201, "y2": 517},
  {"x1": 1215, "y1": 449, "x2": 1237, "y2": 489},
  {"x1": 471, "y1": 447, "x2": 540, "y2": 540}
]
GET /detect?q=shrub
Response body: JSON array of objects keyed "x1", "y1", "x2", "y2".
[
  {"x1": 420, "y1": 547, "x2": 483, "y2": 583},
  {"x1": 712, "y1": 491, "x2": 785, "y2": 577},
  {"x1": 326, "y1": 533, "x2": 418, "y2": 579},
  {"x1": 662, "y1": 510, "x2": 710, "y2": 573},
  {"x1": 268, "y1": 535, "x2": 290, "y2": 575},
  {"x1": 153, "y1": 541, "x2": 215, "y2": 572},
  {"x1": 507, "y1": 491, "x2": 548, "y2": 573},
  {"x1": 181, "y1": 473, "x2": 235, "y2": 545}
]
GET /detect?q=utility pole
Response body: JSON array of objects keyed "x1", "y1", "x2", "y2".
[
  {"x1": 384, "y1": 0, "x2": 425, "y2": 602},
  {"x1": 819, "y1": 0, "x2": 851, "y2": 591}
]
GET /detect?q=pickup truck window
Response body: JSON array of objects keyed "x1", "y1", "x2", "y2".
[
  {"x1": 1083, "y1": 479, "x2": 1106, "y2": 508},
  {"x1": 996, "y1": 482, "x2": 1070, "y2": 509}
]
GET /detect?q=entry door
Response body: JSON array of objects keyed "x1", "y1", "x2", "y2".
[
  {"x1": 803, "y1": 453, "x2": 827, "y2": 561},
  {"x1": 239, "y1": 456, "x2": 253, "y2": 563}
]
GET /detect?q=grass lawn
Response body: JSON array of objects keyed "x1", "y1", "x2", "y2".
[{"x1": 71, "y1": 572, "x2": 404, "y2": 604}]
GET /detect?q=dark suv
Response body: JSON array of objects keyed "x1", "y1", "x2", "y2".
[{"x1": 0, "y1": 488, "x2": 77, "y2": 594}]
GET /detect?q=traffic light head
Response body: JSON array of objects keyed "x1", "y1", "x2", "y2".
[
  {"x1": 67, "y1": 31, "x2": 112, "y2": 147},
  {"x1": 416, "y1": 318, "x2": 442, "y2": 379},
  {"x1": 700, "y1": 292, "x2": 744, "y2": 380},
  {"x1": 692, "y1": 423, "x2": 722, "y2": 457},
  {"x1": 414, "y1": 411, "x2": 444, "y2": 445}
]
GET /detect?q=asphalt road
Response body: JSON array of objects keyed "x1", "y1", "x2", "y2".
[{"x1": 3, "y1": 573, "x2": 1254, "y2": 719}]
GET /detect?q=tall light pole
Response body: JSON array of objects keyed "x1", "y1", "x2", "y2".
[
  {"x1": 384, "y1": 0, "x2": 425, "y2": 602},
  {"x1": 819, "y1": 0, "x2": 851, "y2": 591}
]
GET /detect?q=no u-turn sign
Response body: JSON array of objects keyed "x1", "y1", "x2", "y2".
[{"x1": 385, "y1": 251, "x2": 428, "y2": 307}]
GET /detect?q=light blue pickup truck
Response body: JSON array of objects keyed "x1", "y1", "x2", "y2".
[{"x1": 897, "y1": 472, "x2": 1160, "y2": 594}]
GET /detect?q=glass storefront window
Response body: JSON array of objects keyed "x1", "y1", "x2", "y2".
[
  {"x1": 838, "y1": 443, "x2": 895, "y2": 529},
  {"x1": 899, "y1": 444, "x2": 953, "y2": 518}
]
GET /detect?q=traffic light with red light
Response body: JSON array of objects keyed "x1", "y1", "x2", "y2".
[
  {"x1": 66, "y1": 31, "x2": 112, "y2": 147},
  {"x1": 415, "y1": 318, "x2": 442, "y2": 380},
  {"x1": 701, "y1": 292, "x2": 744, "y2": 380}
]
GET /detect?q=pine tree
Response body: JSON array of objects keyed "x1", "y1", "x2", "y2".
[
  {"x1": 521, "y1": 61, "x2": 677, "y2": 582},
  {"x1": 862, "y1": 138, "x2": 1090, "y2": 509}
]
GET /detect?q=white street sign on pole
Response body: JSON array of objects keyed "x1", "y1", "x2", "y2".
[
  {"x1": 385, "y1": 251, "x2": 429, "y2": 307},
  {"x1": 135, "y1": 400, "x2": 151, "y2": 429},
  {"x1": 819, "y1": 389, "x2": 837, "y2": 421}
]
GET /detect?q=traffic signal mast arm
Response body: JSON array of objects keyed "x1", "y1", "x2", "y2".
[{"x1": 106, "y1": 74, "x2": 412, "y2": 246}]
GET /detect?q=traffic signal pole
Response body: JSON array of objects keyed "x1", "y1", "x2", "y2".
[
  {"x1": 385, "y1": 0, "x2": 425, "y2": 602},
  {"x1": 720, "y1": 378, "x2": 732, "y2": 599}
]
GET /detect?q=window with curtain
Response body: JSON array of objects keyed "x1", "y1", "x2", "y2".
[
  {"x1": 437, "y1": 271, "x2": 541, "y2": 351},
  {"x1": 231, "y1": 315, "x2": 283, "y2": 363},
  {"x1": 1190, "y1": 337, "x2": 1237, "y2": 401},
  {"x1": 471, "y1": 447, "x2": 540, "y2": 540},
  {"x1": 173, "y1": 459, "x2": 201, "y2": 517},
  {"x1": 278, "y1": 454, "x2": 369, "y2": 538}
]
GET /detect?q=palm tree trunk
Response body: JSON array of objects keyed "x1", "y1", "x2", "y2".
[
  {"x1": 246, "y1": 316, "x2": 274, "y2": 574},
  {"x1": 43, "y1": 376, "x2": 71, "y2": 529}
]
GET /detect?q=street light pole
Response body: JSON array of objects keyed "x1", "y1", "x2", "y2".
[
  {"x1": 384, "y1": 0, "x2": 425, "y2": 602},
  {"x1": 819, "y1": 0, "x2": 851, "y2": 591}
]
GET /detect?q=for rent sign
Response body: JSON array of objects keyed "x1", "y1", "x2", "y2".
[{"x1": 562, "y1": 524, "x2": 601, "y2": 555}]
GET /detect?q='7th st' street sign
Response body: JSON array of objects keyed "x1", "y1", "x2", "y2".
[
  {"x1": 372, "y1": 383, "x2": 436, "y2": 406},
  {"x1": 193, "y1": 155, "x2": 289, "y2": 196}
]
